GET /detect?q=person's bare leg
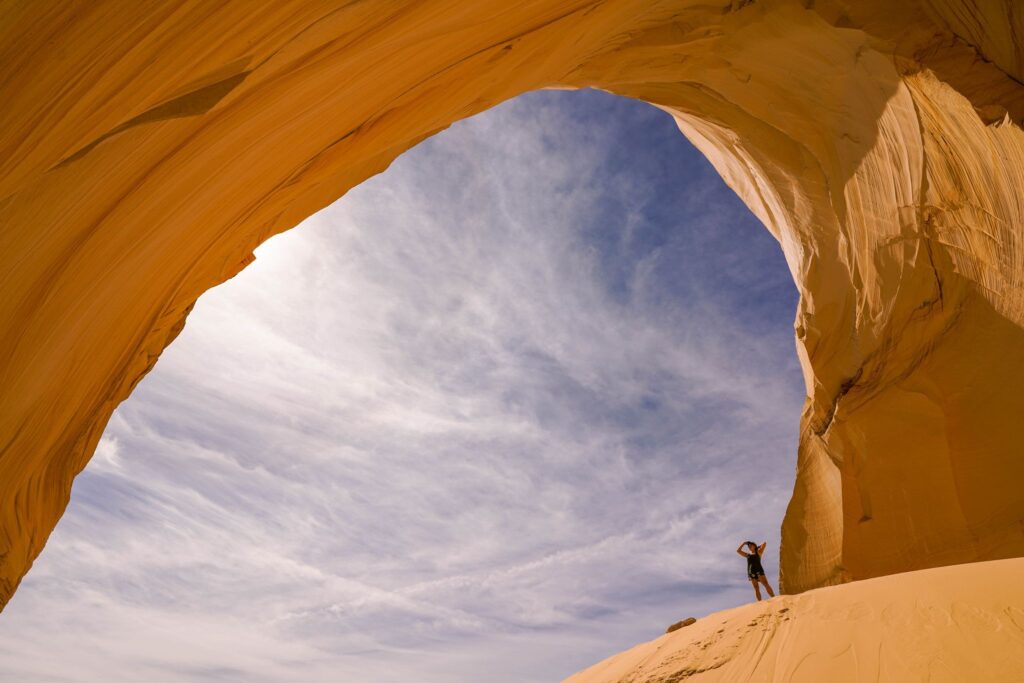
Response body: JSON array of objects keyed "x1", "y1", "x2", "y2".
[
  {"x1": 759, "y1": 575, "x2": 775, "y2": 598},
  {"x1": 751, "y1": 580, "x2": 762, "y2": 601}
]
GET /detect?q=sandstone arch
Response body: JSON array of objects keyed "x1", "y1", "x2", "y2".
[{"x1": 2, "y1": 0, "x2": 1023, "y2": 609}]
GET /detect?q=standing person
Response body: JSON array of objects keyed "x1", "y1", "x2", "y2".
[{"x1": 736, "y1": 541, "x2": 775, "y2": 601}]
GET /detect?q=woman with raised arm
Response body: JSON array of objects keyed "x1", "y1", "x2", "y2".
[{"x1": 736, "y1": 541, "x2": 775, "y2": 601}]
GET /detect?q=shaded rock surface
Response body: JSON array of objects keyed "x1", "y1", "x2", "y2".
[{"x1": 2, "y1": 0, "x2": 1024, "y2": 607}]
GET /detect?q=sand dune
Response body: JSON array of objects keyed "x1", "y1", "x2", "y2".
[{"x1": 565, "y1": 558, "x2": 1024, "y2": 682}]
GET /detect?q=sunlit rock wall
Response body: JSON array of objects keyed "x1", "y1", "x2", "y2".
[{"x1": 1, "y1": 0, "x2": 1022, "y2": 606}]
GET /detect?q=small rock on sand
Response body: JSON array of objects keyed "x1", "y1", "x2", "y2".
[{"x1": 665, "y1": 617, "x2": 697, "y2": 633}]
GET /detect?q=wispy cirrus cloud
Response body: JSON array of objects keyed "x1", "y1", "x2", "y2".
[{"x1": 0, "y1": 89, "x2": 801, "y2": 682}]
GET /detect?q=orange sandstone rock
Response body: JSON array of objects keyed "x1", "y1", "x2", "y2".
[{"x1": 1, "y1": 0, "x2": 1023, "y2": 608}]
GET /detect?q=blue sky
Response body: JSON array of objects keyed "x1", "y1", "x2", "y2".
[{"x1": 0, "y1": 89, "x2": 802, "y2": 682}]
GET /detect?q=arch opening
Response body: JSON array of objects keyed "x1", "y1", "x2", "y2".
[
  {"x1": 3, "y1": 0, "x2": 1024, "y2": 635},
  {"x1": 0, "y1": 89, "x2": 802, "y2": 681}
]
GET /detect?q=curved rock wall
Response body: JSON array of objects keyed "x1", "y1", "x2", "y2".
[{"x1": 1, "y1": 0, "x2": 1022, "y2": 607}]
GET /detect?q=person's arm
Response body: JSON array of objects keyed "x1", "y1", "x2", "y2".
[
  {"x1": 758, "y1": 542, "x2": 767, "y2": 555},
  {"x1": 736, "y1": 543, "x2": 750, "y2": 557}
]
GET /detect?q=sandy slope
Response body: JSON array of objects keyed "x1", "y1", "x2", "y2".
[{"x1": 564, "y1": 558, "x2": 1024, "y2": 682}]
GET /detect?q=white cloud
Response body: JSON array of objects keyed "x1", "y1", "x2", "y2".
[{"x1": 0, "y1": 89, "x2": 801, "y2": 682}]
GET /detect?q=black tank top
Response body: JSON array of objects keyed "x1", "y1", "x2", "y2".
[{"x1": 747, "y1": 551, "x2": 764, "y2": 574}]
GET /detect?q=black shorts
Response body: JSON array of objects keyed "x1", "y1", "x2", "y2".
[{"x1": 748, "y1": 569, "x2": 764, "y2": 581}]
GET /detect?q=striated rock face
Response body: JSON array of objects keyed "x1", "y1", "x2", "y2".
[
  {"x1": 1, "y1": 0, "x2": 1023, "y2": 607},
  {"x1": 564, "y1": 558, "x2": 1024, "y2": 682}
]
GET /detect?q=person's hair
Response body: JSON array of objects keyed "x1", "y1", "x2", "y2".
[{"x1": 746, "y1": 541, "x2": 757, "y2": 550}]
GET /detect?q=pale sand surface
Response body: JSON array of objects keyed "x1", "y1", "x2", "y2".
[{"x1": 564, "y1": 558, "x2": 1024, "y2": 682}]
